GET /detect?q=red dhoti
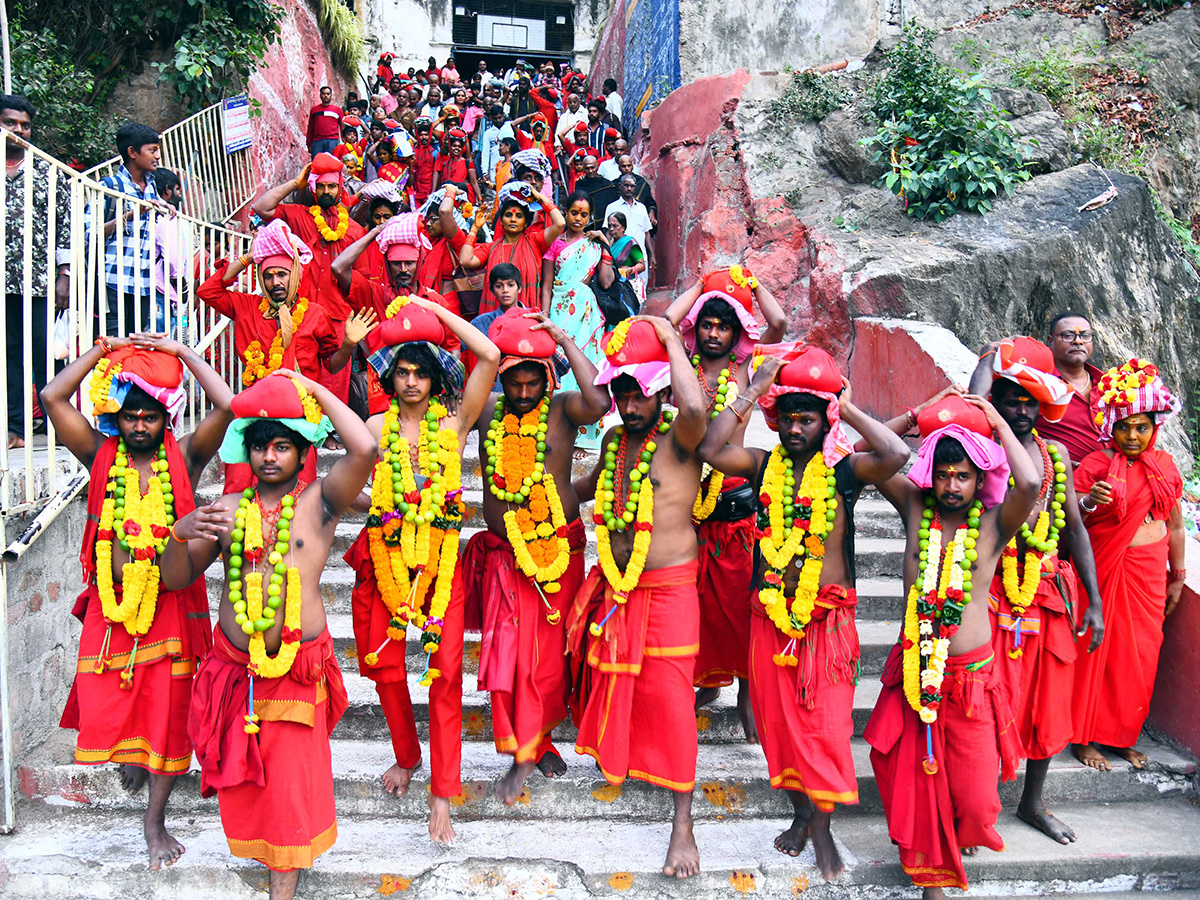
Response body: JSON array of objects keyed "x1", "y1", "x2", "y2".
[
  {"x1": 693, "y1": 496, "x2": 755, "y2": 688},
  {"x1": 61, "y1": 580, "x2": 209, "y2": 774},
  {"x1": 343, "y1": 530, "x2": 465, "y2": 799},
  {"x1": 866, "y1": 643, "x2": 1020, "y2": 890},
  {"x1": 462, "y1": 519, "x2": 586, "y2": 763},
  {"x1": 566, "y1": 561, "x2": 700, "y2": 791},
  {"x1": 1071, "y1": 536, "x2": 1169, "y2": 748},
  {"x1": 749, "y1": 584, "x2": 860, "y2": 811},
  {"x1": 188, "y1": 626, "x2": 348, "y2": 871},
  {"x1": 988, "y1": 557, "x2": 1079, "y2": 760}
]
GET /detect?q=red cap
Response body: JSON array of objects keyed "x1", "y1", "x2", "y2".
[
  {"x1": 574, "y1": 122, "x2": 588, "y2": 134},
  {"x1": 917, "y1": 394, "x2": 992, "y2": 438},
  {"x1": 447, "y1": 127, "x2": 467, "y2": 140},
  {"x1": 998, "y1": 336, "x2": 1055, "y2": 375},
  {"x1": 488, "y1": 308, "x2": 557, "y2": 359},
  {"x1": 545, "y1": 87, "x2": 559, "y2": 99},
  {"x1": 105, "y1": 346, "x2": 184, "y2": 391},
  {"x1": 341, "y1": 115, "x2": 363, "y2": 129},
  {"x1": 532, "y1": 113, "x2": 548, "y2": 126},
  {"x1": 700, "y1": 268, "x2": 754, "y2": 315},
  {"x1": 376, "y1": 300, "x2": 446, "y2": 345},
  {"x1": 600, "y1": 321, "x2": 668, "y2": 366},
  {"x1": 382, "y1": 118, "x2": 402, "y2": 130},
  {"x1": 231, "y1": 373, "x2": 306, "y2": 420},
  {"x1": 776, "y1": 345, "x2": 842, "y2": 395},
  {"x1": 310, "y1": 152, "x2": 344, "y2": 183},
  {"x1": 604, "y1": 127, "x2": 620, "y2": 139}
]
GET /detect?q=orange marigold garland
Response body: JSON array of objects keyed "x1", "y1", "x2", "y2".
[
  {"x1": 484, "y1": 395, "x2": 571, "y2": 620},
  {"x1": 242, "y1": 297, "x2": 309, "y2": 386},
  {"x1": 364, "y1": 399, "x2": 463, "y2": 684}
]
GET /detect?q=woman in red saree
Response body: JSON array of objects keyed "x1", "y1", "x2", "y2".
[
  {"x1": 458, "y1": 179, "x2": 564, "y2": 315},
  {"x1": 1071, "y1": 359, "x2": 1186, "y2": 771}
]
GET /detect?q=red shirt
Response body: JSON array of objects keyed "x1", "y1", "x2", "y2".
[
  {"x1": 411, "y1": 143, "x2": 438, "y2": 202},
  {"x1": 343, "y1": 270, "x2": 460, "y2": 354},
  {"x1": 417, "y1": 229, "x2": 468, "y2": 296},
  {"x1": 272, "y1": 203, "x2": 367, "y2": 321},
  {"x1": 470, "y1": 229, "x2": 550, "y2": 314},
  {"x1": 433, "y1": 155, "x2": 476, "y2": 199},
  {"x1": 197, "y1": 260, "x2": 341, "y2": 382},
  {"x1": 1035, "y1": 362, "x2": 1104, "y2": 465},
  {"x1": 307, "y1": 104, "x2": 344, "y2": 144}
]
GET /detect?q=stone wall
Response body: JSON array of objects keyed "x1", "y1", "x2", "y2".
[{"x1": 2, "y1": 502, "x2": 87, "y2": 766}]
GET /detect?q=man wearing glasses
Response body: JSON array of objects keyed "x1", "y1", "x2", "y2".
[{"x1": 1035, "y1": 312, "x2": 1104, "y2": 465}]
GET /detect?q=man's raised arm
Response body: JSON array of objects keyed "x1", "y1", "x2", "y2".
[
  {"x1": 697, "y1": 355, "x2": 784, "y2": 480},
  {"x1": 662, "y1": 278, "x2": 703, "y2": 328},
  {"x1": 39, "y1": 338, "x2": 133, "y2": 469},
  {"x1": 524, "y1": 312, "x2": 609, "y2": 427},
  {"x1": 252, "y1": 164, "x2": 311, "y2": 221},
  {"x1": 331, "y1": 223, "x2": 383, "y2": 295},
  {"x1": 967, "y1": 394, "x2": 1040, "y2": 543},
  {"x1": 645, "y1": 316, "x2": 706, "y2": 452},
  {"x1": 840, "y1": 379, "x2": 910, "y2": 485}
]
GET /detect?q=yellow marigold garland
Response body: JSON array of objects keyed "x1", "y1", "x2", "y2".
[
  {"x1": 364, "y1": 399, "x2": 463, "y2": 683},
  {"x1": 484, "y1": 396, "x2": 571, "y2": 609},
  {"x1": 88, "y1": 358, "x2": 124, "y2": 415},
  {"x1": 755, "y1": 448, "x2": 837, "y2": 665},
  {"x1": 690, "y1": 353, "x2": 738, "y2": 523},
  {"x1": 385, "y1": 294, "x2": 412, "y2": 317},
  {"x1": 310, "y1": 203, "x2": 350, "y2": 242},
  {"x1": 242, "y1": 297, "x2": 309, "y2": 386}
]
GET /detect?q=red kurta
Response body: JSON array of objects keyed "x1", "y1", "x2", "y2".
[
  {"x1": 749, "y1": 584, "x2": 860, "y2": 811},
  {"x1": 61, "y1": 434, "x2": 210, "y2": 774},
  {"x1": 988, "y1": 556, "x2": 1079, "y2": 760},
  {"x1": 342, "y1": 531, "x2": 465, "y2": 799},
  {"x1": 196, "y1": 262, "x2": 337, "y2": 494},
  {"x1": 1071, "y1": 447, "x2": 1182, "y2": 747},
  {"x1": 1034, "y1": 362, "x2": 1104, "y2": 465},
  {"x1": 469, "y1": 229, "x2": 550, "y2": 316},
  {"x1": 417, "y1": 229, "x2": 469, "y2": 321},
  {"x1": 272, "y1": 203, "x2": 368, "y2": 403},
  {"x1": 343, "y1": 269, "x2": 461, "y2": 355},
  {"x1": 567, "y1": 561, "x2": 700, "y2": 791},
  {"x1": 461, "y1": 520, "x2": 586, "y2": 763},
  {"x1": 866, "y1": 643, "x2": 1020, "y2": 891},
  {"x1": 693, "y1": 479, "x2": 754, "y2": 688},
  {"x1": 189, "y1": 626, "x2": 347, "y2": 871}
]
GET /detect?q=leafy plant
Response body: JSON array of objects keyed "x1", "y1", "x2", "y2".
[
  {"x1": 10, "y1": 22, "x2": 117, "y2": 167},
  {"x1": 862, "y1": 24, "x2": 1032, "y2": 222},
  {"x1": 316, "y1": 0, "x2": 366, "y2": 75},
  {"x1": 1151, "y1": 189, "x2": 1200, "y2": 272},
  {"x1": 156, "y1": 6, "x2": 284, "y2": 108},
  {"x1": 768, "y1": 70, "x2": 848, "y2": 123},
  {"x1": 1009, "y1": 48, "x2": 1077, "y2": 106}
]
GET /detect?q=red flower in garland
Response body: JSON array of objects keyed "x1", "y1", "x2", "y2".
[
  {"x1": 281, "y1": 627, "x2": 303, "y2": 643},
  {"x1": 123, "y1": 521, "x2": 142, "y2": 536}
]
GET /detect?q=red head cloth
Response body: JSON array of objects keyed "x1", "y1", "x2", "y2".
[
  {"x1": 909, "y1": 397, "x2": 1010, "y2": 509},
  {"x1": 680, "y1": 266, "x2": 762, "y2": 361},
  {"x1": 231, "y1": 373, "x2": 307, "y2": 420},
  {"x1": 917, "y1": 394, "x2": 992, "y2": 439},
  {"x1": 383, "y1": 118, "x2": 402, "y2": 131},
  {"x1": 341, "y1": 115, "x2": 363, "y2": 129},
  {"x1": 751, "y1": 341, "x2": 855, "y2": 466},
  {"x1": 574, "y1": 122, "x2": 588, "y2": 134},
  {"x1": 545, "y1": 87, "x2": 559, "y2": 100},
  {"x1": 990, "y1": 336, "x2": 1072, "y2": 422},
  {"x1": 376, "y1": 211, "x2": 432, "y2": 262},
  {"x1": 594, "y1": 320, "x2": 672, "y2": 397},
  {"x1": 447, "y1": 127, "x2": 467, "y2": 140},
  {"x1": 91, "y1": 346, "x2": 187, "y2": 435},
  {"x1": 375, "y1": 299, "x2": 446, "y2": 346},
  {"x1": 251, "y1": 218, "x2": 313, "y2": 273},
  {"x1": 531, "y1": 113, "x2": 548, "y2": 127},
  {"x1": 585, "y1": 147, "x2": 600, "y2": 158},
  {"x1": 308, "y1": 152, "x2": 345, "y2": 192},
  {"x1": 604, "y1": 127, "x2": 620, "y2": 139},
  {"x1": 490, "y1": 308, "x2": 559, "y2": 388}
]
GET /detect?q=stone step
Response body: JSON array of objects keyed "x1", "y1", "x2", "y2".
[
  {"x1": 20, "y1": 731, "x2": 1193, "y2": 822},
  {"x1": 5, "y1": 799, "x2": 1200, "y2": 899}
]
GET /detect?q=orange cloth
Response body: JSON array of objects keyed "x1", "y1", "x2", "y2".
[
  {"x1": 988, "y1": 558, "x2": 1079, "y2": 760},
  {"x1": 749, "y1": 583, "x2": 860, "y2": 811},
  {"x1": 693, "y1": 501, "x2": 755, "y2": 688},
  {"x1": 60, "y1": 435, "x2": 210, "y2": 774},
  {"x1": 866, "y1": 643, "x2": 1019, "y2": 891},
  {"x1": 567, "y1": 561, "x2": 700, "y2": 791},
  {"x1": 1071, "y1": 448, "x2": 1181, "y2": 748},
  {"x1": 189, "y1": 626, "x2": 347, "y2": 871},
  {"x1": 342, "y1": 530, "x2": 465, "y2": 799},
  {"x1": 461, "y1": 520, "x2": 586, "y2": 763}
]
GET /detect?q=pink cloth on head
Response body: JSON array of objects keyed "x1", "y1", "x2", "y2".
[
  {"x1": 251, "y1": 219, "x2": 313, "y2": 268},
  {"x1": 119, "y1": 371, "x2": 187, "y2": 433},
  {"x1": 680, "y1": 292, "x2": 761, "y2": 362},
  {"x1": 759, "y1": 384, "x2": 855, "y2": 468},
  {"x1": 375, "y1": 212, "x2": 431, "y2": 260},
  {"x1": 908, "y1": 423, "x2": 1011, "y2": 509},
  {"x1": 594, "y1": 359, "x2": 672, "y2": 397}
]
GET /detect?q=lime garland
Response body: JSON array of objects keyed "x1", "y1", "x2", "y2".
[{"x1": 691, "y1": 353, "x2": 738, "y2": 523}]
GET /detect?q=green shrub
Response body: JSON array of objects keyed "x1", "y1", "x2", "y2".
[
  {"x1": 316, "y1": 0, "x2": 366, "y2": 75},
  {"x1": 1151, "y1": 189, "x2": 1200, "y2": 272},
  {"x1": 768, "y1": 70, "x2": 848, "y2": 123},
  {"x1": 862, "y1": 24, "x2": 1032, "y2": 222},
  {"x1": 1009, "y1": 48, "x2": 1077, "y2": 106},
  {"x1": 10, "y1": 22, "x2": 117, "y2": 167}
]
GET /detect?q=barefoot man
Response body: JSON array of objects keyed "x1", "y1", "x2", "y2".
[
  {"x1": 696, "y1": 344, "x2": 909, "y2": 879},
  {"x1": 566, "y1": 317, "x2": 707, "y2": 878},
  {"x1": 867, "y1": 393, "x2": 1038, "y2": 897},
  {"x1": 343, "y1": 295, "x2": 499, "y2": 842},
  {"x1": 161, "y1": 372, "x2": 376, "y2": 899},
  {"x1": 663, "y1": 265, "x2": 785, "y2": 740},
  {"x1": 968, "y1": 337, "x2": 1105, "y2": 843},
  {"x1": 461, "y1": 307, "x2": 610, "y2": 803},
  {"x1": 41, "y1": 334, "x2": 234, "y2": 868}
]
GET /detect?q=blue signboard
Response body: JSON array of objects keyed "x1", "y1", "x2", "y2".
[{"x1": 623, "y1": 0, "x2": 681, "y2": 122}]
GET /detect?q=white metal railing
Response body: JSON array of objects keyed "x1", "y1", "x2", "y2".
[
  {"x1": 85, "y1": 101, "x2": 256, "y2": 225},
  {"x1": 1, "y1": 129, "x2": 253, "y2": 520}
]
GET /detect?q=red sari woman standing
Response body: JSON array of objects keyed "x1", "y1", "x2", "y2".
[
  {"x1": 1071, "y1": 359, "x2": 1186, "y2": 771},
  {"x1": 458, "y1": 180, "x2": 564, "y2": 316}
]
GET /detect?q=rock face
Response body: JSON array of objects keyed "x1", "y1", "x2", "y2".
[{"x1": 640, "y1": 47, "x2": 1200, "y2": 462}]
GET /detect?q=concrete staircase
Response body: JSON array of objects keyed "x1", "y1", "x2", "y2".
[{"x1": 4, "y1": 422, "x2": 1199, "y2": 899}]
